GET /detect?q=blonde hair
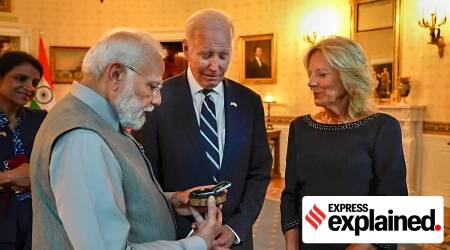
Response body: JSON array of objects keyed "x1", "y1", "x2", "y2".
[
  {"x1": 82, "y1": 28, "x2": 164, "y2": 80},
  {"x1": 303, "y1": 36, "x2": 374, "y2": 118},
  {"x1": 184, "y1": 9, "x2": 234, "y2": 41}
]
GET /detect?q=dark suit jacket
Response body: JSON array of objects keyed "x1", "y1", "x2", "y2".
[
  {"x1": 246, "y1": 58, "x2": 270, "y2": 78},
  {"x1": 133, "y1": 72, "x2": 272, "y2": 248}
]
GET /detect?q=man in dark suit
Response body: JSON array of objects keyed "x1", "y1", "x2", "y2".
[
  {"x1": 246, "y1": 46, "x2": 270, "y2": 78},
  {"x1": 133, "y1": 9, "x2": 272, "y2": 250}
]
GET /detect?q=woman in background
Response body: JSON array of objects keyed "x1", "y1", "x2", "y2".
[
  {"x1": 281, "y1": 36, "x2": 407, "y2": 250},
  {"x1": 0, "y1": 51, "x2": 46, "y2": 250}
]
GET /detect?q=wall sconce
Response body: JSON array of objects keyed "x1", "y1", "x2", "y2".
[
  {"x1": 303, "y1": 32, "x2": 322, "y2": 45},
  {"x1": 263, "y1": 94, "x2": 276, "y2": 130},
  {"x1": 418, "y1": 12, "x2": 447, "y2": 57},
  {"x1": 301, "y1": 9, "x2": 339, "y2": 45}
]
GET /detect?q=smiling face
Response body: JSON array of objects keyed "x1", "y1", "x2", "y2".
[
  {"x1": 0, "y1": 63, "x2": 41, "y2": 109},
  {"x1": 307, "y1": 50, "x2": 348, "y2": 110},
  {"x1": 184, "y1": 28, "x2": 232, "y2": 89}
]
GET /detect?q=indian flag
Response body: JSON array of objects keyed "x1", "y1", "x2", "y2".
[{"x1": 30, "y1": 38, "x2": 56, "y2": 110}]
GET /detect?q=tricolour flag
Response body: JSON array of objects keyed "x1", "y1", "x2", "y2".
[{"x1": 30, "y1": 38, "x2": 56, "y2": 110}]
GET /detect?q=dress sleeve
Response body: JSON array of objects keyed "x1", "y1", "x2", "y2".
[
  {"x1": 280, "y1": 120, "x2": 301, "y2": 233},
  {"x1": 372, "y1": 116, "x2": 408, "y2": 196}
]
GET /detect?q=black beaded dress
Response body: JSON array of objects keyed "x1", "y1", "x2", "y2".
[{"x1": 280, "y1": 113, "x2": 408, "y2": 250}]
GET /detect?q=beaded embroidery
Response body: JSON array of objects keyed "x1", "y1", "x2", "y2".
[
  {"x1": 282, "y1": 219, "x2": 301, "y2": 233},
  {"x1": 303, "y1": 113, "x2": 381, "y2": 131}
]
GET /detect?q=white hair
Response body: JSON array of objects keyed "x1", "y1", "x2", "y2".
[
  {"x1": 184, "y1": 9, "x2": 234, "y2": 41},
  {"x1": 112, "y1": 74, "x2": 154, "y2": 130},
  {"x1": 82, "y1": 28, "x2": 164, "y2": 80}
]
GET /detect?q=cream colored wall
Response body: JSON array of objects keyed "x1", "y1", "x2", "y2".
[
  {"x1": 10, "y1": 0, "x2": 203, "y2": 102},
  {"x1": 8, "y1": 0, "x2": 449, "y2": 123},
  {"x1": 401, "y1": 1, "x2": 450, "y2": 122},
  {"x1": 220, "y1": 0, "x2": 351, "y2": 118},
  {"x1": 6, "y1": 0, "x2": 349, "y2": 117}
]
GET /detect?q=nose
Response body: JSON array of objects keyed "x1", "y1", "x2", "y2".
[
  {"x1": 307, "y1": 80, "x2": 318, "y2": 88},
  {"x1": 208, "y1": 56, "x2": 219, "y2": 71}
]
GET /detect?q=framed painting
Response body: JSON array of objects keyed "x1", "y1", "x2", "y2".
[
  {"x1": 239, "y1": 33, "x2": 276, "y2": 84},
  {"x1": 50, "y1": 46, "x2": 89, "y2": 84},
  {"x1": 371, "y1": 59, "x2": 393, "y2": 99},
  {"x1": 0, "y1": 0, "x2": 11, "y2": 12}
]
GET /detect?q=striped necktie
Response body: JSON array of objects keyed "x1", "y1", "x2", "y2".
[{"x1": 200, "y1": 89, "x2": 220, "y2": 181}]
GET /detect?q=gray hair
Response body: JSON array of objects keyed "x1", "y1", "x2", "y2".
[
  {"x1": 184, "y1": 9, "x2": 234, "y2": 41},
  {"x1": 303, "y1": 36, "x2": 373, "y2": 118},
  {"x1": 82, "y1": 28, "x2": 164, "y2": 80}
]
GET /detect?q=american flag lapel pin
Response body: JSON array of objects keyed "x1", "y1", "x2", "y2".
[{"x1": 230, "y1": 102, "x2": 237, "y2": 107}]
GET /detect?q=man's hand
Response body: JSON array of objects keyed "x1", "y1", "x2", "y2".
[
  {"x1": 192, "y1": 196, "x2": 224, "y2": 249},
  {"x1": 212, "y1": 225, "x2": 235, "y2": 249},
  {"x1": 169, "y1": 185, "x2": 215, "y2": 216}
]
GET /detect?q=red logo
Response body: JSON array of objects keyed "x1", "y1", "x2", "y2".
[{"x1": 305, "y1": 204, "x2": 327, "y2": 230}]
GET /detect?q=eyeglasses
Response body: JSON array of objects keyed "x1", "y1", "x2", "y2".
[{"x1": 124, "y1": 65, "x2": 163, "y2": 92}]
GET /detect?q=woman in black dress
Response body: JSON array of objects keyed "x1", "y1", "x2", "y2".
[
  {"x1": 281, "y1": 36, "x2": 407, "y2": 250},
  {"x1": 0, "y1": 51, "x2": 46, "y2": 250}
]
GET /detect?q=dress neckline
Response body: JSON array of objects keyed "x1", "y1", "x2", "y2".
[{"x1": 303, "y1": 113, "x2": 381, "y2": 131}]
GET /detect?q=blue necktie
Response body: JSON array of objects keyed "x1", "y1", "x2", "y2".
[{"x1": 200, "y1": 89, "x2": 220, "y2": 181}]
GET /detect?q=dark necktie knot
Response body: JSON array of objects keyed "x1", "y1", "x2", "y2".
[{"x1": 202, "y1": 89, "x2": 213, "y2": 96}]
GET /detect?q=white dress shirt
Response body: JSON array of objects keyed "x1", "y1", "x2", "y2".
[
  {"x1": 187, "y1": 68, "x2": 225, "y2": 165},
  {"x1": 186, "y1": 68, "x2": 241, "y2": 244}
]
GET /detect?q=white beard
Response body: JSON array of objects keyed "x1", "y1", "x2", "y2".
[{"x1": 112, "y1": 80, "x2": 152, "y2": 130}]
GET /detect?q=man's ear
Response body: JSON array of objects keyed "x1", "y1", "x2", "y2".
[
  {"x1": 106, "y1": 62, "x2": 125, "y2": 92},
  {"x1": 182, "y1": 39, "x2": 189, "y2": 56}
]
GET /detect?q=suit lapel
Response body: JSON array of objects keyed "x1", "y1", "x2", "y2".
[{"x1": 219, "y1": 79, "x2": 241, "y2": 179}]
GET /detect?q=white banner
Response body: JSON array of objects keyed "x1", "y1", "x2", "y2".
[{"x1": 302, "y1": 196, "x2": 444, "y2": 243}]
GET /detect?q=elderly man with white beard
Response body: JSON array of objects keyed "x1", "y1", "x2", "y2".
[{"x1": 30, "y1": 29, "x2": 223, "y2": 250}]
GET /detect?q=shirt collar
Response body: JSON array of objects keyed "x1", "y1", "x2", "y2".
[
  {"x1": 71, "y1": 82, "x2": 121, "y2": 132},
  {"x1": 187, "y1": 67, "x2": 224, "y2": 97}
]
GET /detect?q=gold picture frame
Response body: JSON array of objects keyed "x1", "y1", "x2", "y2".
[
  {"x1": 0, "y1": 0, "x2": 11, "y2": 12},
  {"x1": 239, "y1": 33, "x2": 276, "y2": 84},
  {"x1": 50, "y1": 46, "x2": 89, "y2": 84}
]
